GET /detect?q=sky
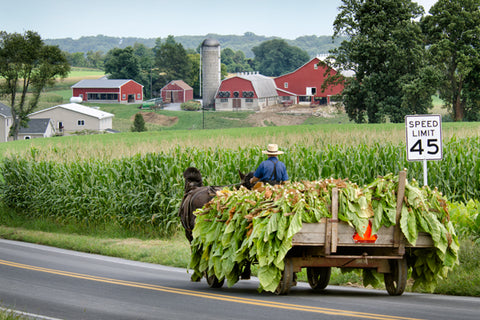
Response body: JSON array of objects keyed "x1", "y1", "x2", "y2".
[{"x1": 0, "y1": 0, "x2": 438, "y2": 40}]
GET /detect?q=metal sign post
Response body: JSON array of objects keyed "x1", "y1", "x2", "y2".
[{"x1": 405, "y1": 114, "x2": 443, "y2": 186}]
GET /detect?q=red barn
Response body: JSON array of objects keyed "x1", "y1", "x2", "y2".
[
  {"x1": 72, "y1": 79, "x2": 143, "y2": 104},
  {"x1": 274, "y1": 57, "x2": 346, "y2": 105},
  {"x1": 215, "y1": 73, "x2": 278, "y2": 111},
  {"x1": 160, "y1": 80, "x2": 193, "y2": 103}
]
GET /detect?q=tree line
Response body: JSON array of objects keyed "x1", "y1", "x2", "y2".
[{"x1": 46, "y1": 33, "x2": 342, "y2": 58}]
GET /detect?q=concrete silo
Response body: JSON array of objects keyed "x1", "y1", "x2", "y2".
[{"x1": 201, "y1": 39, "x2": 221, "y2": 109}]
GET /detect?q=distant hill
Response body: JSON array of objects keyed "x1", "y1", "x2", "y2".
[{"x1": 45, "y1": 32, "x2": 343, "y2": 58}]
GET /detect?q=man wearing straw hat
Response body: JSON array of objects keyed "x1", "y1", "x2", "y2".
[{"x1": 250, "y1": 144, "x2": 288, "y2": 186}]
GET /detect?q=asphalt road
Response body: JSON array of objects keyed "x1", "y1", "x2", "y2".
[{"x1": 0, "y1": 239, "x2": 478, "y2": 320}]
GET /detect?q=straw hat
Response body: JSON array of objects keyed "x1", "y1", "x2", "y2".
[{"x1": 262, "y1": 144, "x2": 284, "y2": 156}]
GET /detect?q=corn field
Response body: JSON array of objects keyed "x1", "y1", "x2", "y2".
[{"x1": 1, "y1": 137, "x2": 479, "y2": 236}]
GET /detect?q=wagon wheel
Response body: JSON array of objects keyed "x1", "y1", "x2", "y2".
[
  {"x1": 307, "y1": 267, "x2": 331, "y2": 291},
  {"x1": 275, "y1": 258, "x2": 296, "y2": 295},
  {"x1": 205, "y1": 272, "x2": 224, "y2": 288},
  {"x1": 384, "y1": 257, "x2": 408, "y2": 296}
]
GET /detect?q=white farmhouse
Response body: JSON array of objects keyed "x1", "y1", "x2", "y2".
[
  {"x1": 0, "y1": 102, "x2": 13, "y2": 142},
  {"x1": 29, "y1": 103, "x2": 114, "y2": 135}
]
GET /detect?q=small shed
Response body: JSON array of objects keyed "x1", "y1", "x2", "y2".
[
  {"x1": 72, "y1": 79, "x2": 143, "y2": 104},
  {"x1": 160, "y1": 80, "x2": 193, "y2": 103},
  {"x1": 215, "y1": 73, "x2": 278, "y2": 111},
  {"x1": 29, "y1": 103, "x2": 114, "y2": 135},
  {"x1": 17, "y1": 118, "x2": 56, "y2": 140}
]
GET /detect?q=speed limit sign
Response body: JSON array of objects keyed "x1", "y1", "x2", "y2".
[{"x1": 405, "y1": 114, "x2": 443, "y2": 161}]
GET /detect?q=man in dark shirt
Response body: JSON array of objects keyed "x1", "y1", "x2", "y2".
[{"x1": 250, "y1": 144, "x2": 288, "y2": 185}]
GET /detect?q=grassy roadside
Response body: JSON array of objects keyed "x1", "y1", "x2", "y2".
[{"x1": 1, "y1": 206, "x2": 478, "y2": 296}]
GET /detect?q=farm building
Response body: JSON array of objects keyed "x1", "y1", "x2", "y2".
[
  {"x1": 17, "y1": 118, "x2": 56, "y2": 140},
  {"x1": 0, "y1": 102, "x2": 13, "y2": 142},
  {"x1": 276, "y1": 88, "x2": 297, "y2": 106},
  {"x1": 274, "y1": 56, "x2": 347, "y2": 105},
  {"x1": 71, "y1": 79, "x2": 143, "y2": 104},
  {"x1": 215, "y1": 73, "x2": 278, "y2": 111},
  {"x1": 29, "y1": 103, "x2": 114, "y2": 135},
  {"x1": 160, "y1": 80, "x2": 193, "y2": 104}
]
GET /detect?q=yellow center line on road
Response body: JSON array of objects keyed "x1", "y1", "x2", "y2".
[{"x1": 0, "y1": 259, "x2": 423, "y2": 320}]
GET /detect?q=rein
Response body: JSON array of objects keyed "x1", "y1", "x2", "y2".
[{"x1": 220, "y1": 182, "x2": 242, "y2": 188}]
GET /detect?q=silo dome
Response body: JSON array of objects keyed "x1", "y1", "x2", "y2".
[{"x1": 201, "y1": 38, "x2": 220, "y2": 47}]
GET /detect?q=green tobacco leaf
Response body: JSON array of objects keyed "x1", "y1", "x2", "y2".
[
  {"x1": 287, "y1": 212, "x2": 303, "y2": 238},
  {"x1": 400, "y1": 205, "x2": 416, "y2": 245},
  {"x1": 257, "y1": 265, "x2": 281, "y2": 293},
  {"x1": 371, "y1": 199, "x2": 383, "y2": 234}
]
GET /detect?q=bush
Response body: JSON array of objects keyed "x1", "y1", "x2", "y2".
[
  {"x1": 181, "y1": 100, "x2": 201, "y2": 111},
  {"x1": 131, "y1": 113, "x2": 147, "y2": 132}
]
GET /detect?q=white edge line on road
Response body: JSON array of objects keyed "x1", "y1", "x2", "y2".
[{"x1": 0, "y1": 306, "x2": 64, "y2": 320}]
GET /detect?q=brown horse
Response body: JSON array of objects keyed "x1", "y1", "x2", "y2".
[{"x1": 178, "y1": 167, "x2": 254, "y2": 242}]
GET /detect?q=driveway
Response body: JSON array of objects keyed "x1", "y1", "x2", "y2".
[{"x1": 163, "y1": 103, "x2": 181, "y2": 111}]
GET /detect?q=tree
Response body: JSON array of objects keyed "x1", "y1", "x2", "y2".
[
  {"x1": 0, "y1": 30, "x2": 70, "y2": 140},
  {"x1": 132, "y1": 43, "x2": 155, "y2": 99},
  {"x1": 86, "y1": 50, "x2": 104, "y2": 69},
  {"x1": 131, "y1": 113, "x2": 146, "y2": 132},
  {"x1": 331, "y1": 0, "x2": 437, "y2": 123},
  {"x1": 104, "y1": 47, "x2": 140, "y2": 80},
  {"x1": 187, "y1": 53, "x2": 201, "y2": 98},
  {"x1": 421, "y1": 0, "x2": 480, "y2": 121},
  {"x1": 221, "y1": 48, "x2": 253, "y2": 73},
  {"x1": 252, "y1": 39, "x2": 310, "y2": 76},
  {"x1": 154, "y1": 35, "x2": 191, "y2": 87}
]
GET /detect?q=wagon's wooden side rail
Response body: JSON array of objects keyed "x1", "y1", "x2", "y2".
[{"x1": 292, "y1": 171, "x2": 433, "y2": 248}]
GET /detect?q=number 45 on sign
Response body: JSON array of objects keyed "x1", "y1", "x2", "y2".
[{"x1": 405, "y1": 114, "x2": 443, "y2": 185}]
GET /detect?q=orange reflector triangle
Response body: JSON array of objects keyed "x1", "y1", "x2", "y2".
[{"x1": 353, "y1": 221, "x2": 378, "y2": 243}]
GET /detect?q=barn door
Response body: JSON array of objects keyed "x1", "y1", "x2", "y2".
[{"x1": 233, "y1": 99, "x2": 241, "y2": 110}]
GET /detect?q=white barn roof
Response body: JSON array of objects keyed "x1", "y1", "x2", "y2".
[{"x1": 30, "y1": 103, "x2": 114, "y2": 120}]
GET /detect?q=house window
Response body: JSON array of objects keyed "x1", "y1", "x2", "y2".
[
  {"x1": 137, "y1": 93, "x2": 141, "y2": 100},
  {"x1": 284, "y1": 82, "x2": 288, "y2": 89},
  {"x1": 78, "y1": 120, "x2": 85, "y2": 126},
  {"x1": 220, "y1": 99, "x2": 228, "y2": 103},
  {"x1": 246, "y1": 99, "x2": 253, "y2": 103},
  {"x1": 122, "y1": 94, "x2": 126, "y2": 100},
  {"x1": 314, "y1": 64, "x2": 318, "y2": 70}
]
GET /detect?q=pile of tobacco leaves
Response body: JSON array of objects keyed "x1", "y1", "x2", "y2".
[{"x1": 189, "y1": 173, "x2": 459, "y2": 293}]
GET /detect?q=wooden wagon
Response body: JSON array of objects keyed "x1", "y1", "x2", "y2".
[
  {"x1": 276, "y1": 171, "x2": 434, "y2": 295},
  {"x1": 203, "y1": 171, "x2": 435, "y2": 295}
]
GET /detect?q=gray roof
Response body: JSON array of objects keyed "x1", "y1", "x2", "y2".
[
  {"x1": 30, "y1": 103, "x2": 114, "y2": 120},
  {"x1": 236, "y1": 74, "x2": 278, "y2": 98},
  {"x1": 0, "y1": 102, "x2": 12, "y2": 118},
  {"x1": 71, "y1": 79, "x2": 143, "y2": 89},
  {"x1": 18, "y1": 118, "x2": 51, "y2": 134}
]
